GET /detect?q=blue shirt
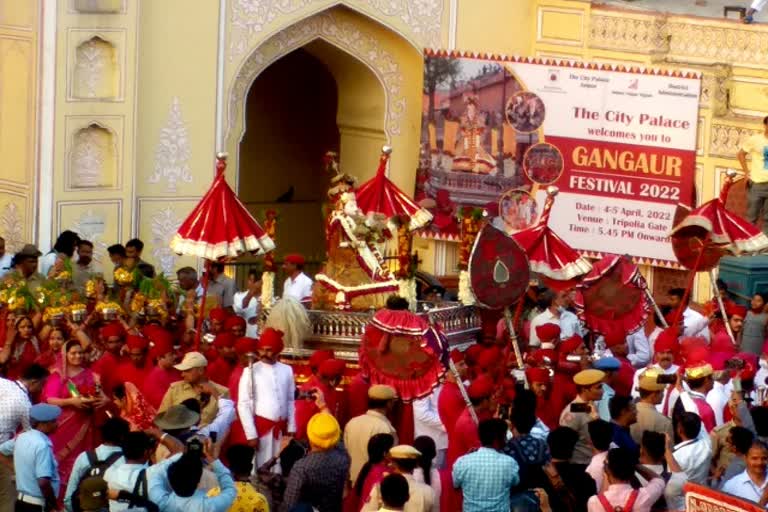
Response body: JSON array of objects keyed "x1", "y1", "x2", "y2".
[
  {"x1": 453, "y1": 447, "x2": 519, "y2": 512},
  {"x1": 64, "y1": 444, "x2": 123, "y2": 512},
  {"x1": 559, "y1": 310, "x2": 582, "y2": 339},
  {"x1": 722, "y1": 469, "x2": 768, "y2": 504},
  {"x1": 611, "y1": 423, "x2": 639, "y2": 457},
  {"x1": 597, "y1": 383, "x2": 615, "y2": 421},
  {"x1": 147, "y1": 454, "x2": 237, "y2": 512},
  {"x1": 0, "y1": 429, "x2": 59, "y2": 498}
]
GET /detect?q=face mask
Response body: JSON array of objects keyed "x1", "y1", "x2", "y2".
[
  {"x1": 557, "y1": 306, "x2": 566, "y2": 313},
  {"x1": 760, "y1": 359, "x2": 768, "y2": 370}
]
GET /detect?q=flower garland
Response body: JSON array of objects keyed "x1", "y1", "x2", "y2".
[
  {"x1": 261, "y1": 271, "x2": 275, "y2": 309},
  {"x1": 457, "y1": 207, "x2": 484, "y2": 306},
  {"x1": 398, "y1": 278, "x2": 417, "y2": 310}
]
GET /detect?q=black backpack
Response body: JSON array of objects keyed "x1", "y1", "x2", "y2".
[{"x1": 72, "y1": 450, "x2": 122, "y2": 512}]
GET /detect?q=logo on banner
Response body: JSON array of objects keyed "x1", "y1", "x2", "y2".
[
  {"x1": 629, "y1": 79, "x2": 639, "y2": 90},
  {"x1": 549, "y1": 69, "x2": 560, "y2": 82}
]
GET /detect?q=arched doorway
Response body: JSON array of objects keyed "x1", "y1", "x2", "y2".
[
  {"x1": 239, "y1": 48, "x2": 339, "y2": 264},
  {"x1": 238, "y1": 39, "x2": 387, "y2": 269}
]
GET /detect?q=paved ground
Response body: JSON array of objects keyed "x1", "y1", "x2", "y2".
[{"x1": 597, "y1": 0, "x2": 767, "y2": 22}]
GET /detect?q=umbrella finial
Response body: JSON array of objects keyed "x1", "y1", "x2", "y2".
[
  {"x1": 381, "y1": 145, "x2": 393, "y2": 155},
  {"x1": 725, "y1": 169, "x2": 738, "y2": 179},
  {"x1": 546, "y1": 186, "x2": 559, "y2": 197},
  {"x1": 216, "y1": 152, "x2": 228, "y2": 161}
]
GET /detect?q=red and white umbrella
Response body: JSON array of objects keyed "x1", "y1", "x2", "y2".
[
  {"x1": 574, "y1": 254, "x2": 651, "y2": 339},
  {"x1": 170, "y1": 153, "x2": 274, "y2": 348},
  {"x1": 670, "y1": 169, "x2": 768, "y2": 261},
  {"x1": 170, "y1": 154, "x2": 275, "y2": 260},
  {"x1": 512, "y1": 186, "x2": 592, "y2": 291},
  {"x1": 355, "y1": 146, "x2": 433, "y2": 231}
]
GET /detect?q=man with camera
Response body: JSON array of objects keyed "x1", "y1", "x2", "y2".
[
  {"x1": 147, "y1": 435, "x2": 236, "y2": 511},
  {"x1": 559, "y1": 369, "x2": 605, "y2": 466}
]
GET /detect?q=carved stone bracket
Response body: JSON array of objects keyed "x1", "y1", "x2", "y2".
[{"x1": 709, "y1": 123, "x2": 760, "y2": 158}]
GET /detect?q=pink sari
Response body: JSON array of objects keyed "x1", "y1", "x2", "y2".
[{"x1": 42, "y1": 367, "x2": 98, "y2": 489}]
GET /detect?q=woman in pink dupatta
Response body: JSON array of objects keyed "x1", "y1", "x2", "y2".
[{"x1": 42, "y1": 340, "x2": 109, "y2": 490}]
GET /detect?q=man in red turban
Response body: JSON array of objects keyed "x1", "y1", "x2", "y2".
[
  {"x1": 536, "y1": 323, "x2": 561, "y2": 351},
  {"x1": 92, "y1": 322, "x2": 126, "y2": 396},
  {"x1": 446, "y1": 374, "x2": 496, "y2": 471},
  {"x1": 282, "y1": 253, "x2": 313, "y2": 302},
  {"x1": 295, "y1": 357, "x2": 346, "y2": 441},
  {"x1": 207, "y1": 306, "x2": 229, "y2": 335},
  {"x1": 526, "y1": 366, "x2": 557, "y2": 429},
  {"x1": 550, "y1": 334, "x2": 586, "y2": 419},
  {"x1": 630, "y1": 327, "x2": 681, "y2": 417},
  {"x1": 208, "y1": 332, "x2": 237, "y2": 387},
  {"x1": 476, "y1": 346, "x2": 503, "y2": 379},
  {"x1": 224, "y1": 315, "x2": 246, "y2": 338},
  {"x1": 308, "y1": 349, "x2": 335, "y2": 376},
  {"x1": 438, "y1": 349, "x2": 469, "y2": 443},
  {"x1": 142, "y1": 327, "x2": 179, "y2": 409},
  {"x1": 115, "y1": 335, "x2": 153, "y2": 389},
  {"x1": 237, "y1": 327, "x2": 296, "y2": 468},
  {"x1": 603, "y1": 331, "x2": 635, "y2": 396},
  {"x1": 227, "y1": 336, "x2": 258, "y2": 445}
]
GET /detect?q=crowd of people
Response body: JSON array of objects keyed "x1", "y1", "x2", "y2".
[{"x1": 1, "y1": 230, "x2": 768, "y2": 511}]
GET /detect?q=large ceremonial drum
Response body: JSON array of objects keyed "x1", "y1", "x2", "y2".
[{"x1": 469, "y1": 223, "x2": 530, "y2": 309}]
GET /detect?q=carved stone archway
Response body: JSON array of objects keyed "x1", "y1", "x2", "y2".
[{"x1": 226, "y1": 10, "x2": 415, "y2": 152}]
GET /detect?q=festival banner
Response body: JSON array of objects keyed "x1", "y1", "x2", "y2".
[
  {"x1": 415, "y1": 50, "x2": 701, "y2": 266},
  {"x1": 684, "y1": 483, "x2": 764, "y2": 512}
]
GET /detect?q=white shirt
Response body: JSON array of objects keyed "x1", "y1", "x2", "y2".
[
  {"x1": 0, "y1": 378, "x2": 30, "y2": 443},
  {"x1": 638, "y1": 464, "x2": 687, "y2": 511},
  {"x1": 530, "y1": 418, "x2": 550, "y2": 442},
  {"x1": 38, "y1": 251, "x2": 58, "y2": 277},
  {"x1": 237, "y1": 361, "x2": 296, "y2": 440},
  {"x1": 104, "y1": 462, "x2": 149, "y2": 511},
  {"x1": 626, "y1": 329, "x2": 651, "y2": 368},
  {"x1": 707, "y1": 381, "x2": 730, "y2": 427},
  {"x1": 413, "y1": 386, "x2": 447, "y2": 451},
  {"x1": 673, "y1": 438, "x2": 712, "y2": 485},
  {"x1": 529, "y1": 309, "x2": 559, "y2": 348},
  {"x1": 722, "y1": 470, "x2": 768, "y2": 505},
  {"x1": 585, "y1": 451, "x2": 608, "y2": 492},
  {"x1": 233, "y1": 291, "x2": 260, "y2": 338},
  {"x1": 282, "y1": 272, "x2": 313, "y2": 301},
  {"x1": 559, "y1": 310, "x2": 582, "y2": 339},
  {"x1": 197, "y1": 397, "x2": 236, "y2": 439},
  {"x1": 683, "y1": 307, "x2": 710, "y2": 341},
  {"x1": 0, "y1": 253, "x2": 12, "y2": 277},
  {"x1": 177, "y1": 284, "x2": 204, "y2": 314}
]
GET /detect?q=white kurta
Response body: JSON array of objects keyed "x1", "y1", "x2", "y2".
[
  {"x1": 237, "y1": 361, "x2": 296, "y2": 471},
  {"x1": 233, "y1": 291, "x2": 260, "y2": 338},
  {"x1": 282, "y1": 272, "x2": 313, "y2": 301}
]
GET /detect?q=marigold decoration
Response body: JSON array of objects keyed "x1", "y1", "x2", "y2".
[
  {"x1": 50, "y1": 257, "x2": 74, "y2": 283},
  {"x1": 68, "y1": 303, "x2": 87, "y2": 323},
  {"x1": 42, "y1": 306, "x2": 67, "y2": 323},
  {"x1": 457, "y1": 207, "x2": 485, "y2": 306},
  {"x1": 130, "y1": 292, "x2": 146, "y2": 314},
  {"x1": 4, "y1": 285, "x2": 36, "y2": 314},
  {"x1": 261, "y1": 209, "x2": 278, "y2": 310},
  {"x1": 84, "y1": 279, "x2": 99, "y2": 299},
  {"x1": 114, "y1": 267, "x2": 135, "y2": 287},
  {"x1": 95, "y1": 301, "x2": 123, "y2": 321},
  {"x1": 261, "y1": 271, "x2": 275, "y2": 310}
]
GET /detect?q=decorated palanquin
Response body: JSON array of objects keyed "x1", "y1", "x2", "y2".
[
  {"x1": 311, "y1": 150, "x2": 395, "y2": 310},
  {"x1": 312, "y1": 189, "x2": 399, "y2": 310}
]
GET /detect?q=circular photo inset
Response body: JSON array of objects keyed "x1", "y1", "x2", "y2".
[
  {"x1": 505, "y1": 91, "x2": 546, "y2": 133},
  {"x1": 524, "y1": 143, "x2": 564, "y2": 185},
  {"x1": 496, "y1": 189, "x2": 539, "y2": 234}
]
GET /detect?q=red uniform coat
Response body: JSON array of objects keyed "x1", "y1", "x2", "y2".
[
  {"x1": 438, "y1": 381, "x2": 465, "y2": 438},
  {"x1": 91, "y1": 351, "x2": 122, "y2": 396},
  {"x1": 142, "y1": 366, "x2": 179, "y2": 409},
  {"x1": 446, "y1": 408, "x2": 492, "y2": 470},
  {"x1": 614, "y1": 357, "x2": 635, "y2": 397},
  {"x1": 347, "y1": 373, "x2": 371, "y2": 420},
  {"x1": 207, "y1": 357, "x2": 236, "y2": 388},
  {"x1": 294, "y1": 375, "x2": 340, "y2": 441},
  {"x1": 115, "y1": 361, "x2": 154, "y2": 389},
  {"x1": 226, "y1": 365, "x2": 247, "y2": 445}
]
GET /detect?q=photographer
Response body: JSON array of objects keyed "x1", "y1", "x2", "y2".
[{"x1": 147, "y1": 436, "x2": 236, "y2": 512}]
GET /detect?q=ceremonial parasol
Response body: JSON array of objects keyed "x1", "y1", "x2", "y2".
[
  {"x1": 574, "y1": 254, "x2": 652, "y2": 341},
  {"x1": 355, "y1": 146, "x2": 433, "y2": 231},
  {"x1": 669, "y1": 169, "x2": 768, "y2": 342},
  {"x1": 358, "y1": 308, "x2": 447, "y2": 403},
  {"x1": 512, "y1": 186, "x2": 592, "y2": 291},
  {"x1": 170, "y1": 153, "x2": 275, "y2": 347}
]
